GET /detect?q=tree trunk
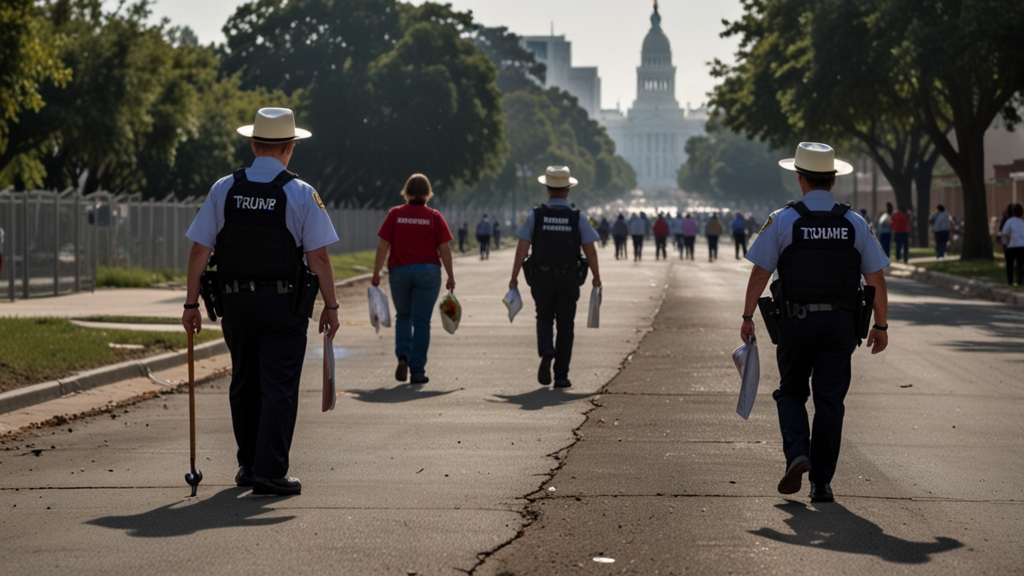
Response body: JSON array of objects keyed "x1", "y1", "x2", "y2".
[
  {"x1": 954, "y1": 128, "x2": 993, "y2": 261},
  {"x1": 912, "y1": 149, "x2": 940, "y2": 247}
]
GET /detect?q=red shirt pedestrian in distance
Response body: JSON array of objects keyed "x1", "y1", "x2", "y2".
[
  {"x1": 653, "y1": 217, "x2": 669, "y2": 237},
  {"x1": 891, "y1": 210, "x2": 910, "y2": 233}
]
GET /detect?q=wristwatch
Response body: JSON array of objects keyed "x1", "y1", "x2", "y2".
[
  {"x1": 872, "y1": 323, "x2": 888, "y2": 331},
  {"x1": 742, "y1": 315, "x2": 754, "y2": 321}
]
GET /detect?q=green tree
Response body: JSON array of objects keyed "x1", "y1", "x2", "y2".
[
  {"x1": 472, "y1": 26, "x2": 546, "y2": 93},
  {"x1": 710, "y1": 0, "x2": 943, "y2": 240},
  {"x1": 0, "y1": 0, "x2": 71, "y2": 187},
  {"x1": 678, "y1": 122, "x2": 793, "y2": 204},
  {"x1": 220, "y1": 0, "x2": 506, "y2": 206}
]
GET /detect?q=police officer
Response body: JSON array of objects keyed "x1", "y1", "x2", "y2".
[
  {"x1": 509, "y1": 166, "x2": 601, "y2": 389},
  {"x1": 740, "y1": 142, "x2": 890, "y2": 503},
  {"x1": 181, "y1": 108, "x2": 340, "y2": 496}
]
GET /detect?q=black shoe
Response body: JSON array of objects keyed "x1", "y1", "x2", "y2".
[
  {"x1": 395, "y1": 356, "x2": 408, "y2": 382},
  {"x1": 810, "y1": 482, "x2": 834, "y2": 503},
  {"x1": 538, "y1": 355, "x2": 553, "y2": 385},
  {"x1": 410, "y1": 373, "x2": 429, "y2": 385},
  {"x1": 252, "y1": 476, "x2": 301, "y2": 496},
  {"x1": 235, "y1": 466, "x2": 254, "y2": 487},
  {"x1": 554, "y1": 378, "x2": 572, "y2": 388},
  {"x1": 777, "y1": 456, "x2": 810, "y2": 495}
]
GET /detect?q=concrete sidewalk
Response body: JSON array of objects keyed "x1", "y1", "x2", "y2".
[{"x1": 0, "y1": 242, "x2": 669, "y2": 575}]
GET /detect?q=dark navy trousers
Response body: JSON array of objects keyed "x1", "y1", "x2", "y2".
[
  {"x1": 773, "y1": 309, "x2": 858, "y2": 484},
  {"x1": 530, "y1": 272, "x2": 580, "y2": 379},
  {"x1": 221, "y1": 286, "x2": 308, "y2": 479}
]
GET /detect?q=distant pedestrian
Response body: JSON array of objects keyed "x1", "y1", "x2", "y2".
[
  {"x1": 876, "y1": 203, "x2": 893, "y2": 258},
  {"x1": 476, "y1": 215, "x2": 493, "y2": 260},
  {"x1": 597, "y1": 217, "x2": 611, "y2": 248},
  {"x1": 458, "y1": 222, "x2": 468, "y2": 254},
  {"x1": 746, "y1": 213, "x2": 759, "y2": 238},
  {"x1": 653, "y1": 213, "x2": 669, "y2": 260},
  {"x1": 628, "y1": 212, "x2": 646, "y2": 261},
  {"x1": 1000, "y1": 203, "x2": 1024, "y2": 286},
  {"x1": 493, "y1": 220, "x2": 502, "y2": 250},
  {"x1": 892, "y1": 206, "x2": 911, "y2": 263},
  {"x1": 732, "y1": 212, "x2": 748, "y2": 259},
  {"x1": 930, "y1": 205, "x2": 951, "y2": 259},
  {"x1": 641, "y1": 212, "x2": 651, "y2": 239},
  {"x1": 705, "y1": 213, "x2": 723, "y2": 261},
  {"x1": 669, "y1": 211, "x2": 685, "y2": 257},
  {"x1": 372, "y1": 174, "x2": 455, "y2": 386},
  {"x1": 612, "y1": 214, "x2": 628, "y2": 260},
  {"x1": 0, "y1": 225, "x2": 5, "y2": 278},
  {"x1": 509, "y1": 166, "x2": 601, "y2": 389},
  {"x1": 681, "y1": 213, "x2": 697, "y2": 260}
]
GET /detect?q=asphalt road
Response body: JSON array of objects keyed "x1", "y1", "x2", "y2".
[
  {"x1": 478, "y1": 256, "x2": 1024, "y2": 575},
  {"x1": 2, "y1": 241, "x2": 1022, "y2": 575}
]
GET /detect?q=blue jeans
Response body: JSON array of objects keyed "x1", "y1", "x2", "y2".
[
  {"x1": 388, "y1": 264, "x2": 441, "y2": 375},
  {"x1": 894, "y1": 232, "x2": 909, "y2": 263},
  {"x1": 878, "y1": 232, "x2": 892, "y2": 258}
]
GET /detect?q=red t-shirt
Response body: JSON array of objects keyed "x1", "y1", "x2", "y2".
[
  {"x1": 653, "y1": 219, "x2": 669, "y2": 237},
  {"x1": 377, "y1": 204, "x2": 453, "y2": 269},
  {"x1": 891, "y1": 212, "x2": 910, "y2": 233}
]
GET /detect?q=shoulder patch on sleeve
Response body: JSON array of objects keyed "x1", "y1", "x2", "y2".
[
  {"x1": 759, "y1": 214, "x2": 774, "y2": 234},
  {"x1": 312, "y1": 191, "x2": 326, "y2": 211}
]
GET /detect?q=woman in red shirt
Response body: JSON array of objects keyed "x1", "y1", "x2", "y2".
[
  {"x1": 371, "y1": 174, "x2": 455, "y2": 385},
  {"x1": 891, "y1": 206, "x2": 911, "y2": 264}
]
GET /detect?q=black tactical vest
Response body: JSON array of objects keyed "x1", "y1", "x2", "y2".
[
  {"x1": 777, "y1": 201, "x2": 861, "y2": 306},
  {"x1": 215, "y1": 169, "x2": 303, "y2": 283},
  {"x1": 530, "y1": 204, "x2": 581, "y2": 268}
]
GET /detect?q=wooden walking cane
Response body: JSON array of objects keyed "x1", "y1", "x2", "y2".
[{"x1": 184, "y1": 330, "x2": 203, "y2": 497}]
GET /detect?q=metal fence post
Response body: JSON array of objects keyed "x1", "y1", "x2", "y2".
[
  {"x1": 22, "y1": 192, "x2": 29, "y2": 299},
  {"x1": 73, "y1": 190, "x2": 80, "y2": 293},
  {"x1": 5, "y1": 192, "x2": 13, "y2": 301},
  {"x1": 53, "y1": 191, "x2": 61, "y2": 295}
]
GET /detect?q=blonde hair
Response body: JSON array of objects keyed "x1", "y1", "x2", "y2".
[{"x1": 401, "y1": 173, "x2": 433, "y2": 204}]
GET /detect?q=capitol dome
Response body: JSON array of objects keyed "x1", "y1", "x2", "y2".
[{"x1": 642, "y1": 10, "x2": 671, "y2": 56}]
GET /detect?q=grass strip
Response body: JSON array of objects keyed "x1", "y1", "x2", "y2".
[
  {"x1": 916, "y1": 259, "x2": 1022, "y2": 291},
  {"x1": 0, "y1": 318, "x2": 221, "y2": 394},
  {"x1": 77, "y1": 316, "x2": 182, "y2": 325},
  {"x1": 330, "y1": 249, "x2": 377, "y2": 281},
  {"x1": 97, "y1": 266, "x2": 186, "y2": 288}
]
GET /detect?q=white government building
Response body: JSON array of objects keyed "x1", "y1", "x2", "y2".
[{"x1": 520, "y1": 4, "x2": 707, "y2": 193}]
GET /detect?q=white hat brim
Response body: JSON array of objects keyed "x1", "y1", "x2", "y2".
[
  {"x1": 537, "y1": 175, "x2": 579, "y2": 188},
  {"x1": 779, "y1": 158, "x2": 854, "y2": 176},
  {"x1": 236, "y1": 126, "x2": 312, "y2": 141}
]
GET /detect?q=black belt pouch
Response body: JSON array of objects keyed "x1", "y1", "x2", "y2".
[{"x1": 855, "y1": 285, "x2": 876, "y2": 339}]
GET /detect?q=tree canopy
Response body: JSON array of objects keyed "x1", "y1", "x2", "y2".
[{"x1": 710, "y1": 0, "x2": 1024, "y2": 259}]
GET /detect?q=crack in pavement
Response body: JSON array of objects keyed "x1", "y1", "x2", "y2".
[{"x1": 467, "y1": 263, "x2": 674, "y2": 575}]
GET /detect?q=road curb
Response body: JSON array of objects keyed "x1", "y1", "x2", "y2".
[
  {"x1": 0, "y1": 339, "x2": 228, "y2": 416},
  {"x1": 888, "y1": 262, "x2": 1024, "y2": 307}
]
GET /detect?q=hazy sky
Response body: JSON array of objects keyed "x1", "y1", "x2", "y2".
[{"x1": 108, "y1": 0, "x2": 744, "y2": 111}]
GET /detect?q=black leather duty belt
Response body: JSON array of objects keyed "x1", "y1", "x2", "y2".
[{"x1": 223, "y1": 280, "x2": 294, "y2": 294}]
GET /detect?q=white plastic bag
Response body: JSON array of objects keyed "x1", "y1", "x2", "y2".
[
  {"x1": 368, "y1": 285, "x2": 391, "y2": 333},
  {"x1": 503, "y1": 288, "x2": 523, "y2": 323},
  {"x1": 322, "y1": 333, "x2": 336, "y2": 412},
  {"x1": 438, "y1": 291, "x2": 462, "y2": 334},
  {"x1": 732, "y1": 337, "x2": 760, "y2": 420},
  {"x1": 587, "y1": 286, "x2": 602, "y2": 328}
]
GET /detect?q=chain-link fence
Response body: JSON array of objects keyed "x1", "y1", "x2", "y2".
[{"x1": 0, "y1": 189, "x2": 403, "y2": 301}]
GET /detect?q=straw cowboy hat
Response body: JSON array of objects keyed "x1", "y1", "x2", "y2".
[
  {"x1": 236, "y1": 107, "x2": 312, "y2": 143},
  {"x1": 537, "y1": 166, "x2": 579, "y2": 189},
  {"x1": 779, "y1": 142, "x2": 853, "y2": 176}
]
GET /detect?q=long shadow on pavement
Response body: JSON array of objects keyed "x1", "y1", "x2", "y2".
[
  {"x1": 489, "y1": 389, "x2": 593, "y2": 411},
  {"x1": 344, "y1": 386, "x2": 461, "y2": 403},
  {"x1": 87, "y1": 488, "x2": 295, "y2": 537},
  {"x1": 887, "y1": 299, "x2": 1024, "y2": 356},
  {"x1": 751, "y1": 500, "x2": 963, "y2": 564}
]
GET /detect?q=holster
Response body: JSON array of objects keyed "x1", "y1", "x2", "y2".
[
  {"x1": 522, "y1": 256, "x2": 536, "y2": 287},
  {"x1": 855, "y1": 285, "x2": 876, "y2": 340},
  {"x1": 577, "y1": 256, "x2": 589, "y2": 286},
  {"x1": 758, "y1": 280, "x2": 784, "y2": 345},
  {"x1": 290, "y1": 268, "x2": 319, "y2": 318},
  {"x1": 199, "y1": 255, "x2": 222, "y2": 322}
]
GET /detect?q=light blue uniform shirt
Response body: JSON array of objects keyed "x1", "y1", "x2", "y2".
[
  {"x1": 186, "y1": 156, "x2": 339, "y2": 251},
  {"x1": 746, "y1": 190, "x2": 890, "y2": 274},
  {"x1": 515, "y1": 198, "x2": 600, "y2": 244}
]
